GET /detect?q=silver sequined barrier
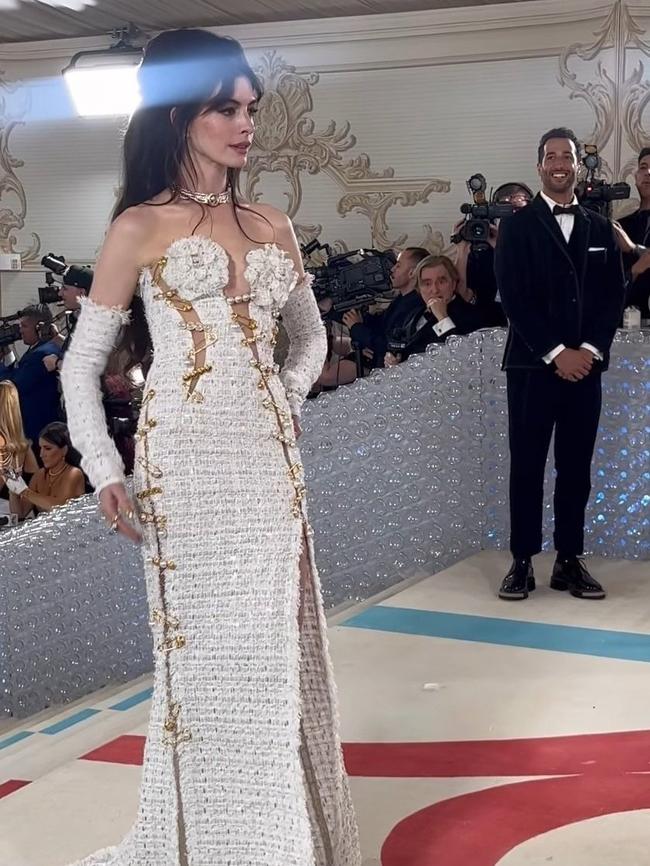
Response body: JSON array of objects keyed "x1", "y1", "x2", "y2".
[{"x1": 1, "y1": 328, "x2": 648, "y2": 717}]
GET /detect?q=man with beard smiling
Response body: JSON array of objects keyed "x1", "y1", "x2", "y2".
[{"x1": 494, "y1": 127, "x2": 625, "y2": 602}]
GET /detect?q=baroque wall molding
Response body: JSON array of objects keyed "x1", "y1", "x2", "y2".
[
  {"x1": 0, "y1": 72, "x2": 40, "y2": 261},
  {"x1": 248, "y1": 51, "x2": 448, "y2": 251},
  {"x1": 559, "y1": 0, "x2": 650, "y2": 182}
]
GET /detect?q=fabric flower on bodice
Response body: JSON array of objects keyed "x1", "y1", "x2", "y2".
[
  {"x1": 162, "y1": 236, "x2": 230, "y2": 301},
  {"x1": 245, "y1": 244, "x2": 299, "y2": 311}
]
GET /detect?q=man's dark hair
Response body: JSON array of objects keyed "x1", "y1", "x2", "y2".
[
  {"x1": 20, "y1": 303, "x2": 52, "y2": 325},
  {"x1": 493, "y1": 182, "x2": 534, "y2": 204},
  {"x1": 537, "y1": 127, "x2": 580, "y2": 164},
  {"x1": 638, "y1": 147, "x2": 650, "y2": 164},
  {"x1": 403, "y1": 247, "x2": 430, "y2": 267}
]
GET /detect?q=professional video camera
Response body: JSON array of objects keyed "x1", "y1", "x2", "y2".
[
  {"x1": 451, "y1": 173, "x2": 517, "y2": 250},
  {"x1": 386, "y1": 308, "x2": 429, "y2": 357},
  {"x1": 0, "y1": 304, "x2": 55, "y2": 351},
  {"x1": 0, "y1": 313, "x2": 21, "y2": 350},
  {"x1": 41, "y1": 253, "x2": 93, "y2": 293},
  {"x1": 576, "y1": 145, "x2": 630, "y2": 217},
  {"x1": 302, "y1": 239, "x2": 396, "y2": 319},
  {"x1": 38, "y1": 272, "x2": 62, "y2": 306}
]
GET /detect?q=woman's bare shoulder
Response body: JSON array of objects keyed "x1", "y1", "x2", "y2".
[
  {"x1": 241, "y1": 201, "x2": 291, "y2": 231},
  {"x1": 102, "y1": 202, "x2": 173, "y2": 271},
  {"x1": 110, "y1": 203, "x2": 160, "y2": 239}
]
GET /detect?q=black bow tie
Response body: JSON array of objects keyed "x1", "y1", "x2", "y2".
[{"x1": 552, "y1": 204, "x2": 580, "y2": 216}]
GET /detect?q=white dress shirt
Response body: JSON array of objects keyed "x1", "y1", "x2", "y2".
[
  {"x1": 433, "y1": 317, "x2": 455, "y2": 337},
  {"x1": 538, "y1": 191, "x2": 603, "y2": 364}
]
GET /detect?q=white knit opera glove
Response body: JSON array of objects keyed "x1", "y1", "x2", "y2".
[
  {"x1": 60, "y1": 296, "x2": 130, "y2": 495},
  {"x1": 279, "y1": 274, "x2": 327, "y2": 419}
]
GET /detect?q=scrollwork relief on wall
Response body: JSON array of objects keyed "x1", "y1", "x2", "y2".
[
  {"x1": 0, "y1": 73, "x2": 40, "y2": 260},
  {"x1": 559, "y1": 1, "x2": 650, "y2": 187},
  {"x1": 248, "y1": 52, "x2": 449, "y2": 252}
]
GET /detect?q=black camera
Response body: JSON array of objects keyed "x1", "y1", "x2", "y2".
[
  {"x1": 105, "y1": 398, "x2": 138, "y2": 438},
  {"x1": 41, "y1": 254, "x2": 93, "y2": 292},
  {"x1": 386, "y1": 307, "x2": 429, "y2": 356},
  {"x1": 303, "y1": 242, "x2": 396, "y2": 319},
  {"x1": 0, "y1": 314, "x2": 21, "y2": 350},
  {"x1": 38, "y1": 273, "x2": 62, "y2": 306},
  {"x1": 0, "y1": 304, "x2": 53, "y2": 350},
  {"x1": 576, "y1": 145, "x2": 630, "y2": 217},
  {"x1": 451, "y1": 173, "x2": 517, "y2": 250}
]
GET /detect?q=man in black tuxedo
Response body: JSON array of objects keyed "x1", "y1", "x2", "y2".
[
  {"x1": 384, "y1": 255, "x2": 487, "y2": 365},
  {"x1": 494, "y1": 127, "x2": 625, "y2": 601}
]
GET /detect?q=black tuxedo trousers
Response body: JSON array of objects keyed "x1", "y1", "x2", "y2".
[{"x1": 507, "y1": 366, "x2": 602, "y2": 558}]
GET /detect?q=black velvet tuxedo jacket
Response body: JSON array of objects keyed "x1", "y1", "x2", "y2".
[{"x1": 494, "y1": 194, "x2": 625, "y2": 371}]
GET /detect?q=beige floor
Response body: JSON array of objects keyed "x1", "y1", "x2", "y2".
[{"x1": 1, "y1": 551, "x2": 649, "y2": 866}]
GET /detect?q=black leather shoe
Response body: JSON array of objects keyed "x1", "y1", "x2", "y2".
[
  {"x1": 499, "y1": 558, "x2": 535, "y2": 600},
  {"x1": 550, "y1": 557, "x2": 606, "y2": 599}
]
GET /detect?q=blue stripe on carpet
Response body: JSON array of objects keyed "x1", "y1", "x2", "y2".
[
  {"x1": 0, "y1": 731, "x2": 35, "y2": 750},
  {"x1": 109, "y1": 688, "x2": 153, "y2": 712},
  {"x1": 341, "y1": 605, "x2": 650, "y2": 662},
  {"x1": 40, "y1": 708, "x2": 101, "y2": 735}
]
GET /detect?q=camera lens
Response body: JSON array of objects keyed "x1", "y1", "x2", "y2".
[{"x1": 468, "y1": 174, "x2": 487, "y2": 193}]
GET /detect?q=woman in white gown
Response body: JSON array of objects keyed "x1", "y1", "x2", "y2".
[{"x1": 61, "y1": 28, "x2": 361, "y2": 866}]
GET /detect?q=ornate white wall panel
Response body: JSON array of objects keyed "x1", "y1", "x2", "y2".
[{"x1": 0, "y1": 1, "x2": 649, "y2": 314}]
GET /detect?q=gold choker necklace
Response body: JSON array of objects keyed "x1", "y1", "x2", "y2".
[{"x1": 176, "y1": 187, "x2": 231, "y2": 207}]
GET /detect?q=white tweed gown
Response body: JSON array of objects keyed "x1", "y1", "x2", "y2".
[{"x1": 61, "y1": 235, "x2": 361, "y2": 866}]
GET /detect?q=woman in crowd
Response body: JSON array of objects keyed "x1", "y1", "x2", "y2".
[
  {"x1": 7, "y1": 421, "x2": 85, "y2": 517},
  {"x1": 0, "y1": 381, "x2": 39, "y2": 515}
]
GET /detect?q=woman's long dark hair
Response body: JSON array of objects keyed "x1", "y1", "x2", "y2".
[
  {"x1": 113, "y1": 29, "x2": 264, "y2": 370},
  {"x1": 39, "y1": 422, "x2": 82, "y2": 469}
]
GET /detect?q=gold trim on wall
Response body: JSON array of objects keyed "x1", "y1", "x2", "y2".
[
  {"x1": 0, "y1": 72, "x2": 41, "y2": 261},
  {"x1": 247, "y1": 51, "x2": 449, "y2": 251}
]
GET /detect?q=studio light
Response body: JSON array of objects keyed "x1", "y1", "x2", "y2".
[
  {"x1": 0, "y1": 0, "x2": 97, "y2": 10},
  {"x1": 63, "y1": 29, "x2": 144, "y2": 117}
]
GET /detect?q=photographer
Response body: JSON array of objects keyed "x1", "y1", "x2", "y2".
[
  {"x1": 41, "y1": 255, "x2": 139, "y2": 476},
  {"x1": 0, "y1": 305, "x2": 62, "y2": 444},
  {"x1": 615, "y1": 147, "x2": 650, "y2": 318},
  {"x1": 57, "y1": 280, "x2": 86, "y2": 348},
  {"x1": 454, "y1": 182, "x2": 533, "y2": 326},
  {"x1": 342, "y1": 247, "x2": 429, "y2": 368},
  {"x1": 385, "y1": 255, "x2": 487, "y2": 365}
]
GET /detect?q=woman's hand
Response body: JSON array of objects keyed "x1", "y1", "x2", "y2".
[
  {"x1": 99, "y1": 482, "x2": 142, "y2": 543},
  {"x1": 5, "y1": 475, "x2": 28, "y2": 495}
]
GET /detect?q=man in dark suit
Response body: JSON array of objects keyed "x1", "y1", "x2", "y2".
[
  {"x1": 0, "y1": 304, "x2": 62, "y2": 444},
  {"x1": 617, "y1": 147, "x2": 650, "y2": 318},
  {"x1": 494, "y1": 127, "x2": 625, "y2": 601},
  {"x1": 384, "y1": 254, "x2": 487, "y2": 365},
  {"x1": 342, "y1": 247, "x2": 429, "y2": 368}
]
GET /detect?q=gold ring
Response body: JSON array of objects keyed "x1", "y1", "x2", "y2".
[
  {"x1": 109, "y1": 515, "x2": 119, "y2": 532},
  {"x1": 120, "y1": 507, "x2": 135, "y2": 521}
]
